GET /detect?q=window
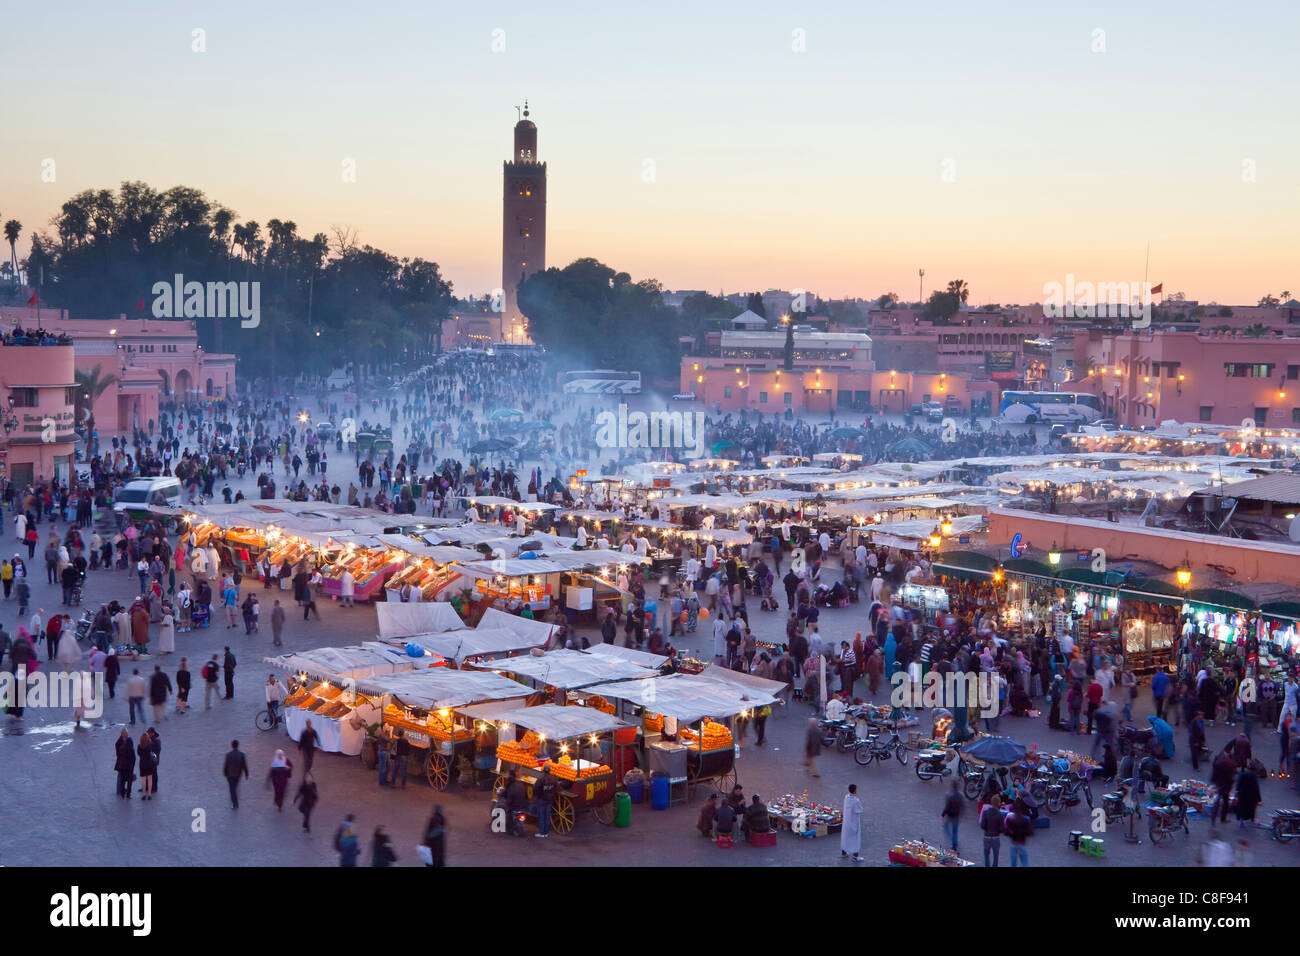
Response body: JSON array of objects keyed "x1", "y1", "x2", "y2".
[
  {"x1": 758, "y1": 391, "x2": 767, "y2": 404},
  {"x1": 65, "y1": 387, "x2": 76, "y2": 405},
  {"x1": 1292, "y1": 408, "x2": 1300, "y2": 424},
  {"x1": 1200, "y1": 406, "x2": 1213, "y2": 422},
  {"x1": 1288, "y1": 365, "x2": 1299, "y2": 381},
  {"x1": 1254, "y1": 407, "x2": 1268, "y2": 425},
  {"x1": 1224, "y1": 363, "x2": 1274, "y2": 378},
  {"x1": 783, "y1": 392, "x2": 792, "y2": 405},
  {"x1": 723, "y1": 386, "x2": 731, "y2": 399},
  {"x1": 8, "y1": 388, "x2": 38, "y2": 408}
]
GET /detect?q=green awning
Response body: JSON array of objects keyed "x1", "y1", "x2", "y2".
[
  {"x1": 1004, "y1": 557, "x2": 1055, "y2": 577},
  {"x1": 1261, "y1": 601, "x2": 1300, "y2": 622},
  {"x1": 1184, "y1": 588, "x2": 1256, "y2": 612},
  {"x1": 933, "y1": 563, "x2": 991, "y2": 581},
  {"x1": 1119, "y1": 588, "x2": 1184, "y2": 608},
  {"x1": 1053, "y1": 567, "x2": 1118, "y2": 591}
]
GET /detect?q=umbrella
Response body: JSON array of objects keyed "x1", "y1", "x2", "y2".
[
  {"x1": 489, "y1": 408, "x2": 524, "y2": 421},
  {"x1": 469, "y1": 438, "x2": 515, "y2": 454},
  {"x1": 829, "y1": 427, "x2": 864, "y2": 439},
  {"x1": 712, "y1": 439, "x2": 736, "y2": 455},
  {"x1": 887, "y1": 437, "x2": 933, "y2": 456},
  {"x1": 520, "y1": 420, "x2": 556, "y2": 432},
  {"x1": 961, "y1": 735, "x2": 1026, "y2": 765}
]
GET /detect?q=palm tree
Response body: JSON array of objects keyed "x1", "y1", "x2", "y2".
[
  {"x1": 946, "y1": 279, "x2": 969, "y2": 304},
  {"x1": 74, "y1": 366, "x2": 119, "y2": 454},
  {"x1": 3, "y1": 220, "x2": 20, "y2": 279},
  {"x1": 1243, "y1": 323, "x2": 1271, "y2": 337}
]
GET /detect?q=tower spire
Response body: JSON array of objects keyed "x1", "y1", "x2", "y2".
[{"x1": 523, "y1": 99, "x2": 529, "y2": 119}]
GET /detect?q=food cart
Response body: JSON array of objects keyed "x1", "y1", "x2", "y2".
[
  {"x1": 377, "y1": 534, "x2": 482, "y2": 602},
  {"x1": 581, "y1": 672, "x2": 780, "y2": 800},
  {"x1": 319, "y1": 537, "x2": 405, "y2": 602},
  {"x1": 465, "y1": 702, "x2": 628, "y2": 833},
  {"x1": 266, "y1": 644, "x2": 428, "y2": 755},
  {"x1": 353, "y1": 668, "x2": 533, "y2": 790}
]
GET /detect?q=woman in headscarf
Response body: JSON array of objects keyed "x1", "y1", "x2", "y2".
[
  {"x1": 55, "y1": 616, "x2": 83, "y2": 670},
  {"x1": 422, "y1": 806, "x2": 446, "y2": 866},
  {"x1": 686, "y1": 592, "x2": 699, "y2": 634},
  {"x1": 268, "y1": 749, "x2": 293, "y2": 810}
]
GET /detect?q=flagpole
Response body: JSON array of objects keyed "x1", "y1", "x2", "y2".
[{"x1": 37, "y1": 266, "x2": 42, "y2": 330}]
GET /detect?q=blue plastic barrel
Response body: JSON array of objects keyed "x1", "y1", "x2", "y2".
[
  {"x1": 650, "y1": 773, "x2": 670, "y2": 810},
  {"x1": 626, "y1": 776, "x2": 645, "y2": 803}
]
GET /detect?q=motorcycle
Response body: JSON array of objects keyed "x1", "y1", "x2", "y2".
[
  {"x1": 914, "y1": 748, "x2": 955, "y2": 781},
  {"x1": 1045, "y1": 770, "x2": 1093, "y2": 814},
  {"x1": 1270, "y1": 808, "x2": 1300, "y2": 842},
  {"x1": 1146, "y1": 789, "x2": 1189, "y2": 843},
  {"x1": 1117, "y1": 724, "x2": 1155, "y2": 757},
  {"x1": 1099, "y1": 779, "x2": 1140, "y2": 828},
  {"x1": 854, "y1": 731, "x2": 909, "y2": 766}
]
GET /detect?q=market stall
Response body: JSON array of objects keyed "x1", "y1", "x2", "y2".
[
  {"x1": 469, "y1": 702, "x2": 629, "y2": 832},
  {"x1": 319, "y1": 538, "x2": 405, "y2": 602},
  {"x1": 581, "y1": 673, "x2": 780, "y2": 799},
  {"x1": 374, "y1": 600, "x2": 467, "y2": 640},
  {"x1": 354, "y1": 668, "x2": 534, "y2": 789}
]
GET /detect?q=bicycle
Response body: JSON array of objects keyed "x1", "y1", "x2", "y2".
[
  {"x1": 854, "y1": 731, "x2": 909, "y2": 766},
  {"x1": 255, "y1": 703, "x2": 286, "y2": 732}
]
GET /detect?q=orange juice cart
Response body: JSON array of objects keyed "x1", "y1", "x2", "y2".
[
  {"x1": 470, "y1": 703, "x2": 629, "y2": 833},
  {"x1": 354, "y1": 669, "x2": 534, "y2": 790}
]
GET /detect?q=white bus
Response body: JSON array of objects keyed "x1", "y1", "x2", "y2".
[
  {"x1": 560, "y1": 369, "x2": 642, "y2": 394},
  {"x1": 999, "y1": 390, "x2": 1103, "y2": 425}
]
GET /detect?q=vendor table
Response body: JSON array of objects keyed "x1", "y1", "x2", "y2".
[{"x1": 493, "y1": 757, "x2": 616, "y2": 832}]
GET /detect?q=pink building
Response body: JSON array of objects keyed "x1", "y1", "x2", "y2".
[
  {"x1": 1071, "y1": 328, "x2": 1300, "y2": 428},
  {"x1": 0, "y1": 335, "x2": 78, "y2": 488},
  {"x1": 0, "y1": 308, "x2": 238, "y2": 435}
]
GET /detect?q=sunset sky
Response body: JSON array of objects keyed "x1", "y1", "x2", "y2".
[{"x1": 3, "y1": 0, "x2": 1297, "y2": 306}]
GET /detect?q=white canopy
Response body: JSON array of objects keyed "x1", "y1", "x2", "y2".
[
  {"x1": 478, "y1": 607, "x2": 558, "y2": 646},
  {"x1": 582, "y1": 673, "x2": 778, "y2": 722},
  {"x1": 473, "y1": 648, "x2": 654, "y2": 689},
  {"x1": 461, "y1": 702, "x2": 629, "y2": 738},
  {"x1": 353, "y1": 669, "x2": 532, "y2": 710},
  {"x1": 375, "y1": 533, "x2": 482, "y2": 563},
  {"x1": 383, "y1": 627, "x2": 540, "y2": 664},
  {"x1": 266, "y1": 644, "x2": 421, "y2": 682},
  {"x1": 583, "y1": 643, "x2": 673, "y2": 670},
  {"x1": 375, "y1": 601, "x2": 466, "y2": 639},
  {"x1": 457, "y1": 556, "x2": 571, "y2": 577},
  {"x1": 659, "y1": 494, "x2": 751, "y2": 512}
]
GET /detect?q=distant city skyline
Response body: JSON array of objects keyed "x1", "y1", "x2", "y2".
[{"x1": 2, "y1": 0, "x2": 1296, "y2": 307}]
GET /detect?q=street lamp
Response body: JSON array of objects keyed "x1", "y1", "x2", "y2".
[
  {"x1": 1047, "y1": 542, "x2": 1061, "y2": 566},
  {"x1": 1176, "y1": 560, "x2": 1191, "y2": 589}
]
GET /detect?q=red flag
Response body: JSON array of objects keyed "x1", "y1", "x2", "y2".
[
  {"x1": 135, "y1": 298, "x2": 145, "y2": 312},
  {"x1": 1150, "y1": 283, "x2": 1163, "y2": 294},
  {"x1": 26, "y1": 292, "x2": 37, "y2": 307}
]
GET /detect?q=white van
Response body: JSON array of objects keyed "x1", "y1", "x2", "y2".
[{"x1": 113, "y1": 477, "x2": 183, "y2": 519}]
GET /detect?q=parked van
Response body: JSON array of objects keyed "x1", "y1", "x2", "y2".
[{"x1": 113, "y1": 477, "x2": 182, "y2": 520}]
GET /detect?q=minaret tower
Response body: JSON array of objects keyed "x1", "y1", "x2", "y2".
[{"x1": 502, "y1": 101, "x2": 547, "y2": 325}]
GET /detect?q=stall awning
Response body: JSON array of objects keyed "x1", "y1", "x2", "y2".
[
  {"x1": 353, "y1": 669, "x2": 532, "y2": 710},
  {"x1": 457, "y1": 556, "x2": 572, "y2": 577},
  {"x1": 582, "y1": 673, "x2": 778, "y2": 723},
  {"x1": 472, "y1": 648, "x2": 654, "y2": 689},
  {"x1": 266, "y1": 644, "x2": 424, "y2": 682},
  {"x1": 375, "y1": 601, "x2": 466, "y2": 639},
  {"x1": 467, "y1": 703, "x2": 629, "y2": 738},
  {"x1": 382, "y1": 627, "x2": 542, "y2": 664},
  {"x1": 478, "y1": 608, "x2": 558, "y2": 646},
  {"x1": 697, "y1": 664, "x2": 791, "y2": 701},
  {"x1": 375, "y1": 533, "x2": 482, "y2": 564},
  {"x1": 583, "y1": 644, "x2": 673, "y2": 670}
]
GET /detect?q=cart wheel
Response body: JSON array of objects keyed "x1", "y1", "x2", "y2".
[
  {"x1": 714, "y1": 768, "x2": 737, "y2": 794},
  {"x1": 592, "y1": 801, "x2": 614, "y2": 825},
  {"x1": 255, "y1": 710, "x2": 274, "y2": 732},
  {"x1": 426, "y1": 754, "x2": 450, "y2": 791},
  {"x1": 492, "y1": 774, "x2": 508, "y2": 795},
  {"x1": 551, "y1": 794, "x2": 576, "y2": 834}
]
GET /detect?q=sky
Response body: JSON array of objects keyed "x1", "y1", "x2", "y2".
[{"x1": 2, "y1": 0, "x2": 1297, "y2": 306}]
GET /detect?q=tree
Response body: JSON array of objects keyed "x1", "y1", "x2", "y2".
[
  {"x1": 1217, "y1": 306, "x2": 1234, "y2": 317},
  {"x1": 3, "y1": 220, "x2": 21, "y2": 278},
  {"x1": 1258, "y1": 294, "x2": 1280, "y2": 307},
  {"x1": 877, "y1": 292, "x2": 899, "y2": 309},
  {"x1": 946, "y1": 279, "x2": 969, "y2": 304},
  {"x1": 1243, "y1": 323, "x2": 1271, "y2": 337},
  {"x1": 922, "y1": 289, "x2": 961, "y2": 323},
  {"x1": 745, "y1": 292, "x2": 767, "y2": 319},
  {"x1": 74, "y1": 365, "x2": 119, "y2": 450}
]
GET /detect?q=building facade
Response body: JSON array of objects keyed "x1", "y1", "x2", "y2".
[
  {"x1": 502, "y1": 104, "x2": 547, "y2": 323},
  {"x1": 1071, "y1": 328, "x2": 1300, "y2": 428},
  {"x1": 0, "y1": 335, "x2": 78, "y2": 489}
]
